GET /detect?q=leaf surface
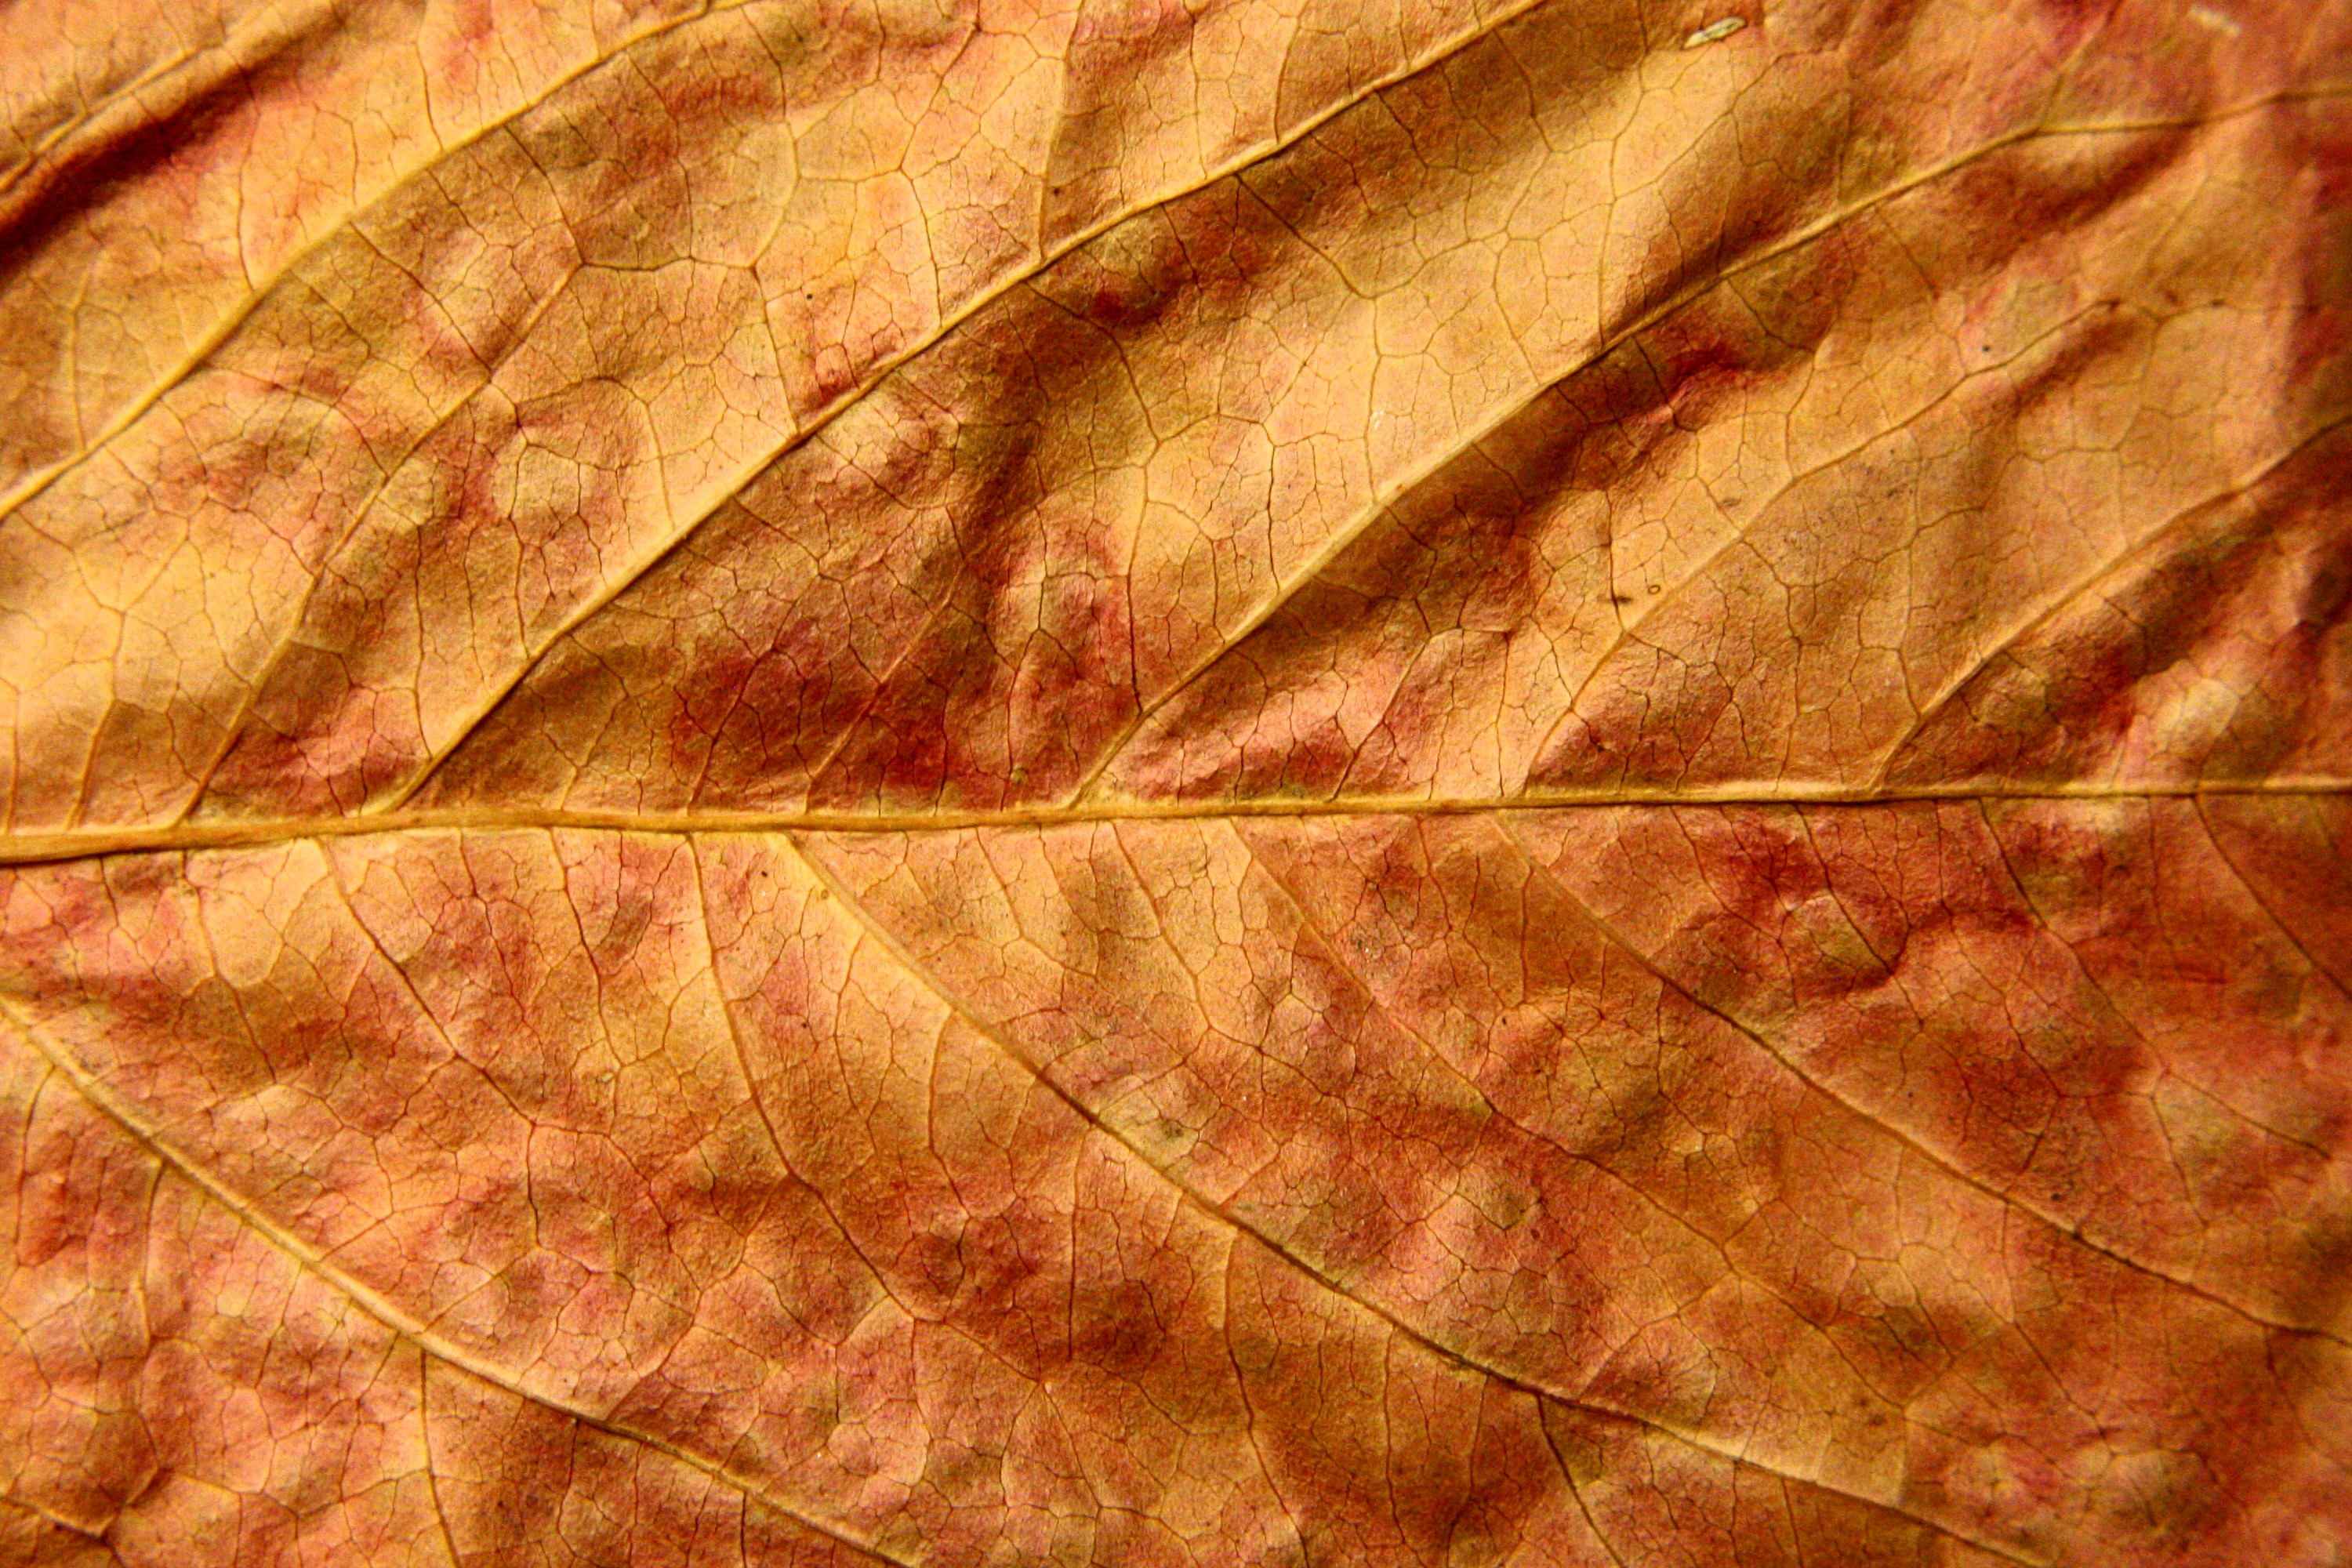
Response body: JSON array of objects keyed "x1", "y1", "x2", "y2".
[{"x1": 2, "y1": 0, "x2": 2350, "y2": 1563}]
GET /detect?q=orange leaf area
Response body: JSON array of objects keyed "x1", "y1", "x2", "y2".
[{"x1": 2, "y1": 0, "x2": 2348, "y2": 1562}]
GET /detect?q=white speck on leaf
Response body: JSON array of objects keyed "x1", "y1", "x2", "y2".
[{"x1": 1682, "y1": 15, "x2": 1747, "y2": 46}]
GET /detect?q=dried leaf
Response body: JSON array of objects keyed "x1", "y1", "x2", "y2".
[{"x1": 2, "y1": 0, "x2": 2349, "y2": 1563}]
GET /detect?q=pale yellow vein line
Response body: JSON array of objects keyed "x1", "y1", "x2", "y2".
[
  {"x1": 2189, "y1": 795, "x2": 2352, "y2": 1002},
  {"x1": 1070, "y1": 84, "x2": 2352, "y2": 801},
  {"x1": 0, "y1": 29, "x2": 208, "y2": 198},
  {"x1": 778, "y1": 831, "x2": 2047, "y2": 1568},
  {"x1": 0, "y1": 1000, "x2": 914, "y2": 1568},
  {"x1": 416, "y1": 1348, "x2": 467, "y2": 1568},
  {"x1": 1869, "y1": 408, "x2": 2352, "y2": 786},
  {"x1": 0, "y1": 0, "x2": 339, "y2": 205},
  {"x1": 1537, "y1": 1416, "x2": 1632, "y2": 1568},
  {"x1": 1559, "y1": 295, "x2": 2125, "y2": 773},
  {"x1": 1219, "y1": 1232, "x2": 1311, "y2": 1565},
  {"x1": 3, "y1": 779, "x2": 2348, "y2": 865},
  {"x1": 1489, "y1": 815, "x2": 2352, "y2": 1350},
  {"x1": 168, "y1": 260, "x2": 585, "y2": 826},
  {"x1": 684, "y1": 838, "x2": 909, "y2": 1308},
  {"x1": 1973, "y1": 796, "x2": 2339, "y2": 1159},
  {"x1": 0, "y1": 0, "x2": 738, "y2": 530},
  {"x1": 373, "y1": 0, "x2": 1565, "y2": 814},
  {"x1": 1225, "y1": 813, "x2": 1973, "y2": 1427}
]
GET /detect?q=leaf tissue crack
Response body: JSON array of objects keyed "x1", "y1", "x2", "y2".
[{"x1": 2, "y1": 0, "x2": 2348, "y2": 1563}]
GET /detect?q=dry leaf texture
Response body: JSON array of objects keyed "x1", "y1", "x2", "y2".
[{"x1": 2, "y1": 0, "x2": 2350, "y2": 1562}]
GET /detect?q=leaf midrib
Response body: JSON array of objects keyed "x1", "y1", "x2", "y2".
[{"x1": 4, "y1": 779, "x2": 2347, "y2": 866}]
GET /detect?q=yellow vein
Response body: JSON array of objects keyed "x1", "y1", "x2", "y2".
[
  {"x1": 2, "y1": 779, "x2": 2348, "y2": 864},
  {"x1": 0, "y1": 1000, "x2": 916, "y2": 1568},
  {"x1": 167, "y1": 259, "x2": 585, "y2": 825},
  {"x1": 371, "y1": 0, "x2": 1566, "y2": 811},
  {"x1": 0, "y1": 0, "x2": 344, "y2": 207},
  {"x1": 0, "y1": 33, "x2": 205, "y2": 198},
  {"x1": 1490, "y1": 815, "x2": 2352, "y2": 1350},
  {"x1": 416, "y1": 1349, "x2": 468, "y2": 1568},
  {"x1": 1552, "y1": 296, "x2": 2125, "y2": 776},
  {"x1": 779, "y1": 831, "x2": 2049, "y2": 1567},
  {"x1": 1869, "y1": 407, "x2": 2352, "y2": 785},
  {"x1": 2189, "y1": 795, "x2": 2352, "y2": 1002},
  {"x1": 1539, "y1": 1418, "x2": 1633, "y2": 1568},
  {"x1": 0, "y1": 0, "x2": 739, "y2": 529},
  {"x1": 1069, "y1": 83, "x2": 2352, "y2": 801}
]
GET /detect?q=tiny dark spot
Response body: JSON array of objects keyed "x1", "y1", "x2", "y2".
[{"x1": 1610, "y1": 593, "x2": 1635, "y2": 605}]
